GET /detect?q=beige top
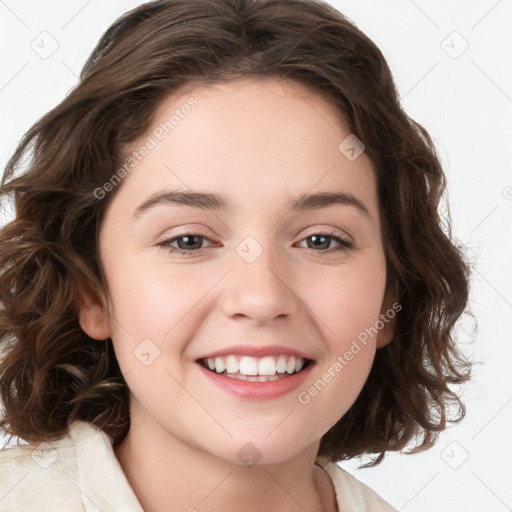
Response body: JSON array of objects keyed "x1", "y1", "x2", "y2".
[{"x1": 0, "y1": 420, "x2": 397, "y2": 511}]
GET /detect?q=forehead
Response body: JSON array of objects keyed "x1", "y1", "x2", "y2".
[{"x1": 111, "y1": 76, "x2": 378, "y2": 221}]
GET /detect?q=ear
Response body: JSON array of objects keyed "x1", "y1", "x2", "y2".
[
  {"x1": 76, "y1": 286, "x2": 112, "y2": 341},
  {"x1": 375, "y1": 283, "x2": 399, "y2": 349}
]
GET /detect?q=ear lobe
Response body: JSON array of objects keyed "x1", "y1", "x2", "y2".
[
  {"x1": 376, "y1": 318, "x2": 394, "y2": 348},
  {"x1": 376, "y1": 283, "x2": 399, "y2": 349},
  {"x1": 77, "y1": 287, "x2": 112, "y2": 341}
]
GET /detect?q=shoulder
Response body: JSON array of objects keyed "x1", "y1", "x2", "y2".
[
  {"x1": 0, "y1": 420, "x2": 143, "y2": 511},
  {"x1": 0, "y1": 422, "x2": 89, "y2": 510},
  {"x1": 315, "y1": 456, "x2": 398, "y2": 512}
]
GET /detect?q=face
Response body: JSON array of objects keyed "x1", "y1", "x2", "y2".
[{"x1": 79, "y1": 77, "x2": 393, "y2": 465}]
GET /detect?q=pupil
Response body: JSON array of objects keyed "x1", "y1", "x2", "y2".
[
  {"x1": 179, "y1": 235, "x2": 201, "y2": 250},
  {"x1": 309, "y1": 235, "x2": 328, "y2": 250}
]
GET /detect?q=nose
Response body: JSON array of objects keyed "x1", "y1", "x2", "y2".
[{"x1": 219, "y1": 244, "x2": 300, "y2": 325}]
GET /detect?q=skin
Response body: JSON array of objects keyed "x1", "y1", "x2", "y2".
[{"x1": 79, "y1": 76, "x2": 395, "y2": 512}]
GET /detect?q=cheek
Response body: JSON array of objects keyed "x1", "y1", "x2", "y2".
[
  {"x1": 101, "y1": 253, "x2": 214, "y2": 382},
  {"x1": 104, "y1": 266, "x2": 204, "y2": 408},
  {"x1": 105, "y1": 255, "x2": 208, "y2": 336},
  {"x1": 295, "y1": 256, "x2": 385, "y2": 419},
  {"x1": 303, "y1": 256, "x2": 387, "y2": 345}
]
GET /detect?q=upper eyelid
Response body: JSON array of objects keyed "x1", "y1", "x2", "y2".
[
  {"x1": 157, "y1": 232, "x2": 216, "y2": 245},
  {"x1": 158, "y1": 229, "x2": 351, "y2": 241}
]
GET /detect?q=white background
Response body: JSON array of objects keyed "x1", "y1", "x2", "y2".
[{"x1": 0, "y1": 1, "x2": 511, "y2": 511}]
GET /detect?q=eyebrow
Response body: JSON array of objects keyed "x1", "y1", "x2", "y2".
[
  {"x1": 133, "y1": 190, "x2": 228, "y2": 217},
  {"x1": 132, "y1": 189, "x2": 371, "y2": 219}
]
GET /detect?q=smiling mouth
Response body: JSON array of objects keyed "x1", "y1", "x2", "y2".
[{"x1": 197, "y1": 355, "x2": 313, "y2": 382}]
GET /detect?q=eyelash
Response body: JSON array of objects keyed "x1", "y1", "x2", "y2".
[{"x1": 157, "y1": 231, "x2": 354, "y2": 255}]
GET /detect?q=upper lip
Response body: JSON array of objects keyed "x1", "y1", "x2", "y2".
[{"x1": 196, "y1": 344, "x2": 314, "y2": 361}]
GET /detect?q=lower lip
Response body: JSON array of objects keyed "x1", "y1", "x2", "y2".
[{"x1": 196, "y1": 362, "x2": 314, "y2": 400}]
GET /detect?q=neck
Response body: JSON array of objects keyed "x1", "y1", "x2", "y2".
[{"x1": 113, "y1": 413, "x2": 337, "y2": 512}]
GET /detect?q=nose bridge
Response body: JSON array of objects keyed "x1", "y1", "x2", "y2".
[{"x1": 220, "y1": 235, "x2": 299, "y2": 324}]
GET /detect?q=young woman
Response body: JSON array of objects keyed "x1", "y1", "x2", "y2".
[{"x1": 0, "y1": 1, "x2": 472, "y2": 510}]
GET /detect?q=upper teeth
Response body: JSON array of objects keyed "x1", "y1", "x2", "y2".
[{"x1": 204, "y1": 355, "x2": 305, "y2": 376}]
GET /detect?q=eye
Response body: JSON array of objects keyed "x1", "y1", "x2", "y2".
[
  {"x1": 157, "y1": 230, "x2": 354, "y2": 256},
  {"x1": 157, "y1": 233, "x2": 216, "y2": 255},
  {"x1": 295, "y1": 231, "x2": 354, "y2": 253}
]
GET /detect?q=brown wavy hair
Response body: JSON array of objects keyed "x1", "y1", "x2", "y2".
[{"x1": 0, "y1": 0, "x2": 473, "y2": 466}]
